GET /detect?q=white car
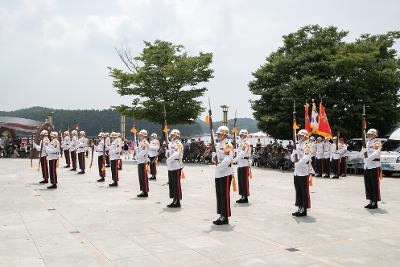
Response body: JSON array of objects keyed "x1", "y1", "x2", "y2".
[
  {"x1": 380, "y1": 128, "x2": 400, "y2": 177},
  {"x1": 346, "y1": 138, "x2": 387, "y2": 174}
]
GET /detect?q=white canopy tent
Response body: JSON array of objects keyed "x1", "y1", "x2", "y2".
[{"x1": 248, "y1": 131, "x2": 274, "y2": 146}]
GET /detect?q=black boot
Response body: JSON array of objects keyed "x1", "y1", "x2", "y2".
[
  {"x1": 97, "y1": 178, "x2": 105, "y2": 182},
  {"x1": 77, "y1": 171, "x2": 85, "y2": 174},
  {"x1": 47, "y1": 184, "x2": 57, "y2": 189},
  {"x1": 295, "y1": 207, "x2": 307, "y2": 217},
  {"x1": 236, "y1": 197, "x2": 244, "y2": 203},
  {"x1": 137, "y1": 192, "x2": 148, "y2": 197},
  {"x1": 368, "y1": 202, "x2": 378, "y2": 209},
  {"x1": 296, "y1": 211, "x2": 307, "y2": 217},
  {"x1": 213, "y1": 216, "x2": 229, "y2": 225},
  {"x1": 292, "y1": 207, "x2": 301, "y2": 216},
  {"x1": 109, "y1": 182, "x2": 118, "y2": 187},
  {"x1": 39, "y1": 180, "x2": 48, "y2": 184},
  {"x1": 167, "y1": 200, "x2": 181, "y2": 208},
  {"x1": 364, "y1": 202, "x2": 372, "y2": 208}
]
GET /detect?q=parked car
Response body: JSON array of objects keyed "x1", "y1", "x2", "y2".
[
  {"x1": 346, "y1": 137, "x2": 387, "y2": 174},
  {"x1": 380, "y1": 128, "x2": 400, "y2": 177}
]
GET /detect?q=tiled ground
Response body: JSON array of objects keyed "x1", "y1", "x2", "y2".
[{"x1": 0, "y1": 158, "x2": 399, "y2": 267}]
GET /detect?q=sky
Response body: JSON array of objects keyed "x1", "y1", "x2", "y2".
[{"x1": 0, "y1": 0, "x2": 399, "y2": 120}]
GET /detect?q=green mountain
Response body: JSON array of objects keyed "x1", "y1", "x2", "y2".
[{"x1": 0, "y1": 107, "x2": 259, "y2": 138}]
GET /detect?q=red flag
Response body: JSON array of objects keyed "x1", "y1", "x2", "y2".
[
  {"x1": 317, "y1": 102, "x2": 332, "y2": 138},
  {"x1": 304, "y1": 102, "x2": 311, "y2": 134}
]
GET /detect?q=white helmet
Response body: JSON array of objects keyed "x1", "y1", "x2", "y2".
[
  {"x1": 216, "y1": 126, "x2": 229, "y2": 136},
  {"x1": 98, "y1": 132, "x2": 104, "y2": 137},
  {"x1": 110, "y1": 132, "x2": 118, "y2": 138},
  {"x1": 105, "y1": 132, "x2": 110, "y2": 137},
  {"x1": 151, "y1": 133, "x2": 158, "y2": 139},
  {"x1": 116, "y1": 132, "x2": 121, "y2": 137},
  {"x1": 239, "y1": 129, "x2": 248, "y2": 137},
  {"x1": 40, "y1": 130, "x2": 48, "y2": 136},
  {"x1": 170, "y1": 129, "x2": 181, "y2": 138},
  {"x1": 297, "y1": 129, "x2": 309, "y2": 137},
  {"x1": 79, "y1": 131, "x2": 86, "y2": 136},
  {"x1": 367, "y1": 128, "x2": 378, "y2": 137},
  {"x1": 50, "y1": 131, "x2": 58, "y2": 138},
  {"x1": 63, "y1": 131, "x2": 70, "y2": 136},
  {"x1": 138, "y1": 129, "x2": 148, "y2": 137},
  {"x1": 71, "y1": 130, "x2": 77, "y2": 135}
]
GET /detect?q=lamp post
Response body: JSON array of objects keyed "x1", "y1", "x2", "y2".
[
  {"x1": 120, "y1": 114, "x2": 126, "y2": 140},
  {"x1": 220, "y1": 105, "x2": 229, "y2": 126}
]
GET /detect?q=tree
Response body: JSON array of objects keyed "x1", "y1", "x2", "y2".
[
  {"x1": 249, "y1": 25, "x2": 400, "y2": 139},
  {"x1": 109, "y1": 40, "x2": 214, "y2": 133}
]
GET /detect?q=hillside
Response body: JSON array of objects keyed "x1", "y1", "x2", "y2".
[{"x1": 0, "y1": 107, "x2": 259, "y2": 138}]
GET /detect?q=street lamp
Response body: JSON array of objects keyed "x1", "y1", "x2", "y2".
[{"x1": 220, "y1": 105, "x2": 229, "y2": 126}]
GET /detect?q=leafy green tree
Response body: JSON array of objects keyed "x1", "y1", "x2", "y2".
[
  {"x1": 109, "y1": 40, "x2": 214, "y2": 133},
  {"x1": 249, "y1": 25, "x2": 400, "y2": 139}
]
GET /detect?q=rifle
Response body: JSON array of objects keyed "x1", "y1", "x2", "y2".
[
  {"x1": 102, "y1": 136, "x2": 106, "y2": 172},
  {"x1": 293, "y1": 100, "x2": 299, "y2": 162},
  {"x1": 162, "y1": 104, "x2": 169, "y2": 147},
  {"x1": 59, "y1": 129, "x2": 63, "y2": 158},
  {"x1": 30, "y1": 135, "x2": 33, "y2": 168},
  {"x1": 153, "y1": 104, "x2": 169, "y2": 159},
  {"x1": 336, "y1": 129, "x2": 340, "y2": 151},
  {"x1": 232, "y1": 110, "x2": 238, "y2": 157},
  {"x1": 208, "y1": 98, "x2": 218, "y2": 165},
  {"x1": 362, "y1": 105, "x2": 367, "y2": 158},
  {"x1": 37, "y1": 136, "x2": 44, "y2": 172},
  {"x1": 89, "y1": 138, "x2": 95, "y2": 169}
]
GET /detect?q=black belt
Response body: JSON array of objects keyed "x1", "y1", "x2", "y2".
[
  {"x1": 373, "y1": 158, "x2": 380, "y2": 162},
  {"x1": 244, "y1": 157, "x2": 249, "y2": 159}
]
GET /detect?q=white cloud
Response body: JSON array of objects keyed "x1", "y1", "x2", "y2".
[{"x1": 0, "y1": 0, "x2": 399, "y2": 120}]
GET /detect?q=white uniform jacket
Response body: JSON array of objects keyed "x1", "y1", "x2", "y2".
[
  {"x1": 69, "y1": 136, "x2": 78, "y2": 152},
  {"x1": 77, "y1": 137, "x2": 88, "y2": 153},
  {"x1": 363, "y1": 138, "x2": 381, "y2": 170},
  {"x1": 33, "y1": 137, "x2": 50, "y2": 157},
  {"x1": 213, "y1": 139, "x2": 234, "y2": 179},
  {"x1": 61, "y1": 136, "x2": 71, "y2": 150},
  {"x1": 166, "y1": 139, "x2": 184, "y2": 171},
  {"x1": 135, "y1": 139, "x2": 149, "y2": 164},
  {"x1": 234, "y1": 139, "x2": 251, "y2": 168},
  {"x1": 291, "y1": 140, "x2": 311, "y2": 176},
  {"x1": 45, "y1": 139, "x2": 60, "y2": 161},
  {"x1": 148, "y1": 139, "x2": 160, "y2": 158},
  {"x1": 107, "y1": 140, "x2": 122, "y2": 161}
]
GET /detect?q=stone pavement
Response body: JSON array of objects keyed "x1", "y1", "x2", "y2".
[{"x1": 0, "y1": 159, "x2": 399, "y2": 267}]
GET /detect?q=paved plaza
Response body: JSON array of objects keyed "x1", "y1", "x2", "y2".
[{"x1": 0, "y1": 159, "x2": 399, "y2": 267}]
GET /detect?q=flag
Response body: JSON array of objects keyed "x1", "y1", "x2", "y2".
[
  {"x1": 232, "y1": 126, "x2": 238, "y2": 135},
  {"x1": 163, "y1": 124, "x2": 169, "y2": 133},
  {"x1": 205, "y1": 115, "x2": 210, "y2": 125},
  {"x1": 293, "y1": 119, "x2": 299, "y2": 130},
  {"x1": 304, "y1": 102, "x2": 311, "y2": 134},
  {"x1": 310, "y1": 101, "x2": 319, "y2": 133},
  {"x1": 130, "y1": 127, "x2": 137, "y2": 134},
  {"x1": 317, "y1": 102, "x2": 332, "y2": 138}
]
